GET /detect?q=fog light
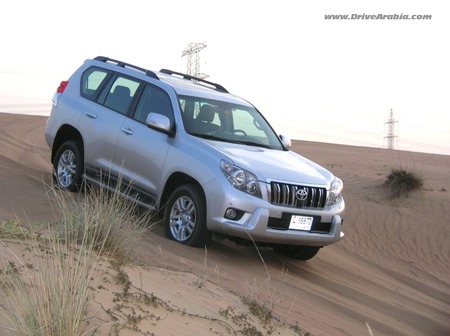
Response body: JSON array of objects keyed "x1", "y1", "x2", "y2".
[
  {"x1": 225, "y1": 208, "x2": 237, "y2": 219},
  {"x1": 224, "y1": 208, "x2": 245, "y2": 221}
]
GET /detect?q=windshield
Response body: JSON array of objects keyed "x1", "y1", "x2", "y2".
[{"x1": 178, "y1": 95, "x2": 283, "y2": 150}]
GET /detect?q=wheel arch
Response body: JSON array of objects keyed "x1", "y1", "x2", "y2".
[
  {"x1": 159, "y1": 172, "x2": 206, "y2": 212},
  {"x1": 51, "y1": 125, "x2": 84, "y2": 162}
]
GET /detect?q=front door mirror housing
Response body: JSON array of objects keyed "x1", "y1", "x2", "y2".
[
  {"x1": 279, "y1": 134, "x2": 291, "y2": 149},
  {"x1": 146, "y1": 113, "x2": 174, "y2": 136}
]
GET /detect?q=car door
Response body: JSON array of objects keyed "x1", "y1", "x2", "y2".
[
  {"x1": 79, "y1": 73, "x2": 140, "y2": 180},
  {"x1": 112, "y1": 84, "x2": 173, "y2": 206}
]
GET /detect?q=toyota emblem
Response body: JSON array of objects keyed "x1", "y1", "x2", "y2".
[{"x1": 295, "y1": 187, "x2": 308, "y2": 201}]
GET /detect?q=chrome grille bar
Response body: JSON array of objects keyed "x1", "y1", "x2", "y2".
[{"x1": 269, "y1": 182, "x2": 327, "y2": 209}]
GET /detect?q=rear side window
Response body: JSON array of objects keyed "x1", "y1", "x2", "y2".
[{"x1": 81, "y1": 67, "x2": 109, "y2": 100}]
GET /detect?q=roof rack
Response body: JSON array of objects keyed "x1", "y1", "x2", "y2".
[
  {"x1": 94, "y1": 56, "x2": 159, "y2": 80},
  {"x1": 159, "y1": 69, "x2": 228, "y2": 93}
]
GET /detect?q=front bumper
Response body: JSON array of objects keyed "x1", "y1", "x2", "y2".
[{"x1": 204, "y1": 179, "x2": 345, "y2": 247}]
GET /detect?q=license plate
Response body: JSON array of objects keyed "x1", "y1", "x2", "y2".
[{"x1": 289, "y1": 215, "x2": 313, "y2": 231}]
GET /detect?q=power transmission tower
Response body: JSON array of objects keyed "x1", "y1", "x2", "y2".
[
  {"x1": 384, "y1": 109, "x2": 398, "y2": 149},
  {"x1": 181, "y1": 42, "x2": 208, "y2": 78}
]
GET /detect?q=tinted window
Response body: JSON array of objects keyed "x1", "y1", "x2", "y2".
[
  {"x1": 81, "y1": 67, "x2": 109, "y2": 100},
  {"x1": 102, "y1": 76, "x2": 140, "y2": 115},
  {"x1": 134, "y1": 85, "x2": 174, "y2": 125}
]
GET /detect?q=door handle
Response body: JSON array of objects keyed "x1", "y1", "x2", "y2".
[
  {"x1": 121, "y1": 128, "x2": 134, "y2": 135},
  {"x1": 86, "y1": 112, "x2": 97, "y2": 119}
]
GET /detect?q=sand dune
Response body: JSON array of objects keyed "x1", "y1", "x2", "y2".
[{"x1": 0, "y1": 113, "x2": 449, "y2": 335}]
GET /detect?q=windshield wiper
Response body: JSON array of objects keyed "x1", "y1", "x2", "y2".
[
  {"x1": 231, "y1": 139, "x2": 272, "y2": 149},
  {"x1": 190, "y1": 133, "x2": 273, "y2": 149},
  {"x1": 189, "y1": 133, "x2": 224, "y2": 141}
]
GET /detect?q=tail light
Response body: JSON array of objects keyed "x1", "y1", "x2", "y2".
[
  {"x1": 57, "y1": 80, "x2": 69, "y2": 93},
  {"x1": 52, "y1": 80, "x2": 68, "y2": 107}
]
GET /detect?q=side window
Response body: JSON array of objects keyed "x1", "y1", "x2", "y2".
[
  {"x1": 102, "y1": 76, "x2": 140, "y2": 115},
  {"x1": 134, "y1": 85, "x2": 173, "y2": 125},
  {"x1": 80, "y1": 67, "x2": 109, "y2": 100}
]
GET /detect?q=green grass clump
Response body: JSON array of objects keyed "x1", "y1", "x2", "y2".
[
  {"x1": 385, "y1": 168, "x2": 424, "y2": 198},
  {"x1": 0, "y1": 220, "x2": 25, "y2": 238}
]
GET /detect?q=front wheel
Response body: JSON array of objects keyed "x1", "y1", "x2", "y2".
[
  {"x1": 274, "y1": 245, "x2": 321, "y2": 261},
  {"x1": 164, "y1": 184, "x2": 209, "y2": 247},
  {"x1": 53, "y1": 140, "x2": 83, "y2": 192}
]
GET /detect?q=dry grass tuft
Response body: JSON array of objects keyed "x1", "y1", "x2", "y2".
[
  {"x1": 384, "y1": 167, "x2": 424, "y2": 198},
  {"x1": 52, "y1": 183, "x2": 152, "y2": 262},
  {"x1": 0, "y1": 182, "x2": 151, "y2": 335}
]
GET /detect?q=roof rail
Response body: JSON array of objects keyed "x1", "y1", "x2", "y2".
[
  {"x1": 159, "y1": 69, "x2": 228, "y2": 93},
  {"x1": 94, "y1": 56, "x2": 159, "y2": 80}
]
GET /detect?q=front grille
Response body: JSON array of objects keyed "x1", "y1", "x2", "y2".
[{"x1": 269, "y1": 182, "x2": 327, "y2": 209}]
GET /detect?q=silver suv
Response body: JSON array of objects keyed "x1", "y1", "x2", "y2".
[{"x1": 45, "y1": 56, "x2": 345, "y2": 260}]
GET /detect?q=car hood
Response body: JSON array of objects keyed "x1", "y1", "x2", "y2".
[{"x1": 208, "y1": 141, "x2": 334, "y2": 187}]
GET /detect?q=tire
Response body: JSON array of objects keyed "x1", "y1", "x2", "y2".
[
  {"x1": 164, "y1": 184, "x2": 209, "y2": 247},
  {"x1": 53, "y1": 140, "x2": 84, "y2": 192},
  {"x1": 274, "y1": 245, "x2": 321, "y2": 261}
]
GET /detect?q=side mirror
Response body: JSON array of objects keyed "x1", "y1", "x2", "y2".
[
  {"x1": 279, "y1": 134, "x2": 291, "y2": 149},
  {"x1": 146, "y1": 113, "x2": 173, "y2": 136}
]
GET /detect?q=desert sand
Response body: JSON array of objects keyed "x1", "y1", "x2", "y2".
[{"x1": 0, "y1": 113, "x2": 449, "y2": 336}]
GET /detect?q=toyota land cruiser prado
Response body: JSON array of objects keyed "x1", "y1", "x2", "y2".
[{"x1": 44, "y1": 56, "x2": 345, "y2": 260}]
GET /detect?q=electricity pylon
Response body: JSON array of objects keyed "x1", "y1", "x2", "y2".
[
  {"x1": 384, "y1": 109, "x2": 398, "y2": 149},
  {"x1": 181, "y1": 42, "x2": 208, "y2": 78}
]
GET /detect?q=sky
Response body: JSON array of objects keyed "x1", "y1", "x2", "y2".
[{"x1": 1, "y1": 0, "x2": 449, "y2": 155}]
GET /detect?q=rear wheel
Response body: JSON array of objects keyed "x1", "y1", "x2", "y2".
[
  {"x1": 164, "y1": 184, "x2": 209, "y2": 247},
  {"x1": 53, "y1": 140, "x2": 83, "y2": 191},
  {"x1": 274, "y1": 245, "x2": 321, "y2": 261}
]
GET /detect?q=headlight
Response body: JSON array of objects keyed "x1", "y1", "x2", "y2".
[
  {"x1": 327, "y1": 177, "x2": 343, "y2": 206},
  {"x1": 220, "y1": 160, "x2": 262, "y2": 198}
]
